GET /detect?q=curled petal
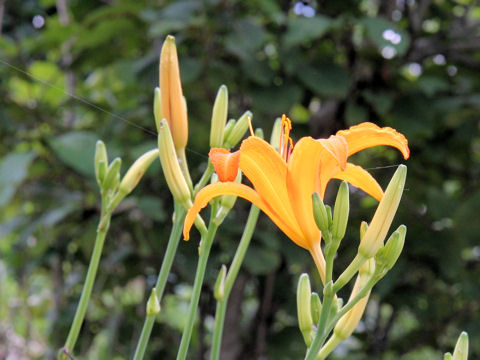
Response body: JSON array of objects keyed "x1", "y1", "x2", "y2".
[
  {"x1": 333, "y1": 163, "x2": 384, "y2": 201},
  {"x1": 183, "y1": 182, "x2": 308, "y2": 248},
  {"x1": 209, "y1": 148, "x2": 240, "y2": 182},
  {"x1": 317, "y1": 135, "x2": 348, "y2": 171},
  {"x1": 336, "y1": 122, "x2": 410, "y2": 159}
]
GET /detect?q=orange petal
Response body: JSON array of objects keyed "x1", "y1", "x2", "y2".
[
  {"x1": 332, "y1": 163, "x2": 384, "y2": 201},
  {"x1": 286, "y1": 137, "x2": 322, "y2": 248},
  {"x1": 239, "y1": 137, "x2": 301, "y2": 235},
  {"x1": 317, "y1": 135, "x2": 348, "y2": 171},
  {"x1": 209, "y1": 148, "x2": 240, "y2": 182},
  {"x1": 183, "y1": 182, "x2": 308, "y2": 248},
  {"x1": 336, "y1": 122, "x2": 410, "y2": 159}
]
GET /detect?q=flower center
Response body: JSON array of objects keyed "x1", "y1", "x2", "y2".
[{"x1": 279, "y1": 114, "x2": 294, "y2": 162}]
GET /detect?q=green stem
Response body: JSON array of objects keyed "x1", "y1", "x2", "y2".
[
  {"x1": 304, "y1": 244, "x2": 336, "y2": 360},
  {"x1": 193, "y1": 161, "x2": 214, "y2": 196},
  {"x1": 176, "y1": 221, "x2": 219, "y2": 360},
  {"x1": 210, "y1": 206, "x2": 260, "y2": 360},
  {"x1": 59, "y1": 212, "x2": 111, "y2": 360},
  {"x1": 332, "y1": 253, "x2": 366, "y2": 293},
  {"x1": 132, "y1": 204, "x2": 187, "y2": 360}
]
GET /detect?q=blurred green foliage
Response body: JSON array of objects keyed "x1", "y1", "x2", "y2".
[{"x1": 1, "y1": 0, "x2": 480, "y2": 359}]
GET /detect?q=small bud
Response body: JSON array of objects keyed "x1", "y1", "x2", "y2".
[
  {"x1": 210, "y1": 85, "x2": 228, "y2": 148},
  {"x1": 375, "y1": 225, "x2": 406, "y2": 274},
  {"x1": 160, "y1": 35, "x2": 188, "y2": 150},
  {"x1": 254, "y1": 128, "x2": 264, "y2": 139},
  {"x1": 326, "y1": 205, "x2": 333, "y2": 228},
  {"x1": 297, "y1": 274, "x2": 314, "y2": 346},
  {"x1": 158, "y1": 119, "x2": 192, "y2": 208},
  {"x1": 119, "y1": 149, "x2": 159, "y2": 195},
  {"x1": 102, "y1": 157, "x2": 122, "y2": 193},
  {"x1": 334, "y1": 258, "x2": 375, "y2": 340},
  {"x1": 146, "y1": 288, "x2": 161, "y2": 316},
  {"x1": 452, "y1": 332, "x2": 468, "y2": 360},
  {"x1": 444, "y1": 354, "x2": 453, "y2": 360},
  {"x1": 224, "y1": 111, "x2": 252, "y2": 148},
  {"x1": 332, "y1": 181, "x2": 349, "y2": 241},
  {"x1": 312, "y1": 193, "x2": 329, "y2": 235},
  {"x1": 214, "y1": 265, "x2": 227, "y2": 301},
  {"x1": 214, "y1": 171, "x2": 242, "y2": 224},
  {"x1": 358, "y1": 165, "x2": 407, "y2": 259},
  {"x1": 269, "y1": 117, "x2": 282, "y2": 149},
  {"x1": 310, "y1": 292, "x2": 322, "y2": 326},
  {"x1": 360, "y1": 221, "x2": 368, "y2": 241},
  {"x1": 222, "y1": 119, "x2": 236, "y2": 146},
  {"x1": 95, "y1": 140, "x2": 108, "y2": 187},
  {"x1": 154, "y1": 87, "x2": 162, "y2": 132}
]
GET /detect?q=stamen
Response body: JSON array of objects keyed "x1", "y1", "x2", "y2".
[
  {"x1": 279, "y1": 114, "x2": 293, "y2": 161},
  {"x1": 248, "y1": 116, "x2": 255, "y2": 137}
]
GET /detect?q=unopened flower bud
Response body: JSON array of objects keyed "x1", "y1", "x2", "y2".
[
  {"x1": 332, "y1": 181, "x2": 349, "y2": 241},
  {"x1": 214, "y1": 265, "x2": 227, "y2": 301},
  {"x1": 154, "y1": 87, "x2": 162, "y2": 132},
  {"x1": 444, "y1": 354, "x2": 453, "y2": 360},
  {"x1": 222, "y1": 119, "x2": 236, "y2": 145},
  {"x1": 102, "y1": 157, "x2": 122, "y2": 193},
  {"x1": 160, "y1": 35, "x2": 188, "y2": 150},
  {"x1": 95, "y1": 140, "x2": 108, "y2": 187},
  {"x1": 210, "y1": 85, "x2": 228, "y2": 148},
  {"x1": 270, "y1": 117, "x2": 282, "y2": 149},
  {"x1": 375, "y1": 225, "x2": 406, "y2": 275},
  {"x1": 146, "y1": 288, "x2": 161, "y2": 316},
  {"x1": 360, "y1": 221, "x2": 368, "y2": 241},
  {"x1": 224, "y1": 111, "x2": 252, "y2": 149},
  {"x1": 254, "y1": 128, "x2": 264, "y2": 139},
  {"x1": 119, "y1": 149, "x2": 159, "y2": 195},
  {"x1": 452, "y1": 332, "x2": 468, "y2": 360},
  {"x1": 358, "y1": 165, "x2": 407, "y2": 259},
  {"x1": 312, "y1": 193, "x2": 329, "y2": 236},
  {"x1": 310, "y1": 292, "x2": 322, "y2": 326},
  {"x1": 334, "y1": 258, "x2": 375, "y2": 339},
  {"x1": 158, "y1": 119, "x2": 192, "y2": 208},
  {"x1": 297, "y1": 273, "x2": 314, "y2": 346}
]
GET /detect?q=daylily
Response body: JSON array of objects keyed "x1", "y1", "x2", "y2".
[{"x1": 183, "y1": 116, "x2": 409, "y2": 282}]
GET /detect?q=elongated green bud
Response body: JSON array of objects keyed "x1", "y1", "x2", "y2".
[
  {"x1": 224, "y1": 111, "x2": 252, "y2": 148},
  {"x1": 326, "y1": 205, "x2": 333, "y2": 227},
  {"x1": 313, "y1": 193, "x2": 330, "y2": 234},
  {"x1": 297, "y1": 273, "x2": 314, "y2": 346},
  {"x1": 310, "y1": 292, "x2": 322, "y2": 326},
  {"x1": 375, "y1": 225, "x2": 406, "y2": 275},
  {"x1": 445, "y1": 354, "x2": 453, "y2": 360},
  {"x1": 119, "y1": 149, "x2": 159, "y2": 195},
  {"x1": 270, "y1": 117, "x2": 282, "y2": 150},
  {"x1": 452, "y1": 332, "x2": 468, "y2": 360},
  {"x1": 214, "y1": 265, "x2": 227, "y2": 301},
  {"x1": 158, "y1": 119, "x2": 192, "y2": 208},
  {"x1": 222, "y1": 119, "x2": 236, "y2": 145},
  {"x1": 146, "y1": 288, "x2": 161, "y2": 316},
  {"x1": 154, "y1": 87, "x2": 162, "y2": 132},
  {"x1": 255, "y1": 128, "x2": 264, "y2": 139},
  {"x1": 332, "y1": 181, "x2": 349, "y2": 241},
  {"x1": 360, "y1": 221, "x2": 368, "y2": 240},
  {"x1": 210, "y1": 85, "x2": 228, "y2": 148},
  {"x1": 102, "y1": 157, "x2": 122, "y2": 193},
  {"x1": 358, "y1": 165, "x2": 407, "y2": 258},
  {"x1": 95, "y1": 140, "x2": 108, "y2": 187}
]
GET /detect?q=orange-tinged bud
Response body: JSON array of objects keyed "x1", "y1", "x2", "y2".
[
  {"x1": 159, "y1": 35, "x2": 188, "y2": 150},
  {"x1": 209, "y1": 148, "x2": 240, "y2": 182}
]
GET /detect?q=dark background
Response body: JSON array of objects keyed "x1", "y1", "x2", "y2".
[{"x1": 1, "y1": 0, "x2": 479, "y2": 359}]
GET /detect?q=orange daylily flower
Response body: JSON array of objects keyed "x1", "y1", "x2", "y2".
[{"x1": 183, "y1": 116, "x2": 409, "y2": 282}]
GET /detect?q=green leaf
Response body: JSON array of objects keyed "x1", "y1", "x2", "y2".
[
  {"x1": 0, "y1": 152, "x2": 35, "y2": 207},
  {"x1": 284, "y1": 16, "x2": 331, "y2": 48},
  {"x1": 297, "y1": 64, "x2": 351, "y2": 98},
  {"x1": 360, "y1": 17, "x2": 410, "y2": 55},
  {"x1": 49, "y1": 132, "x2": 99, "y2": 177}
]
